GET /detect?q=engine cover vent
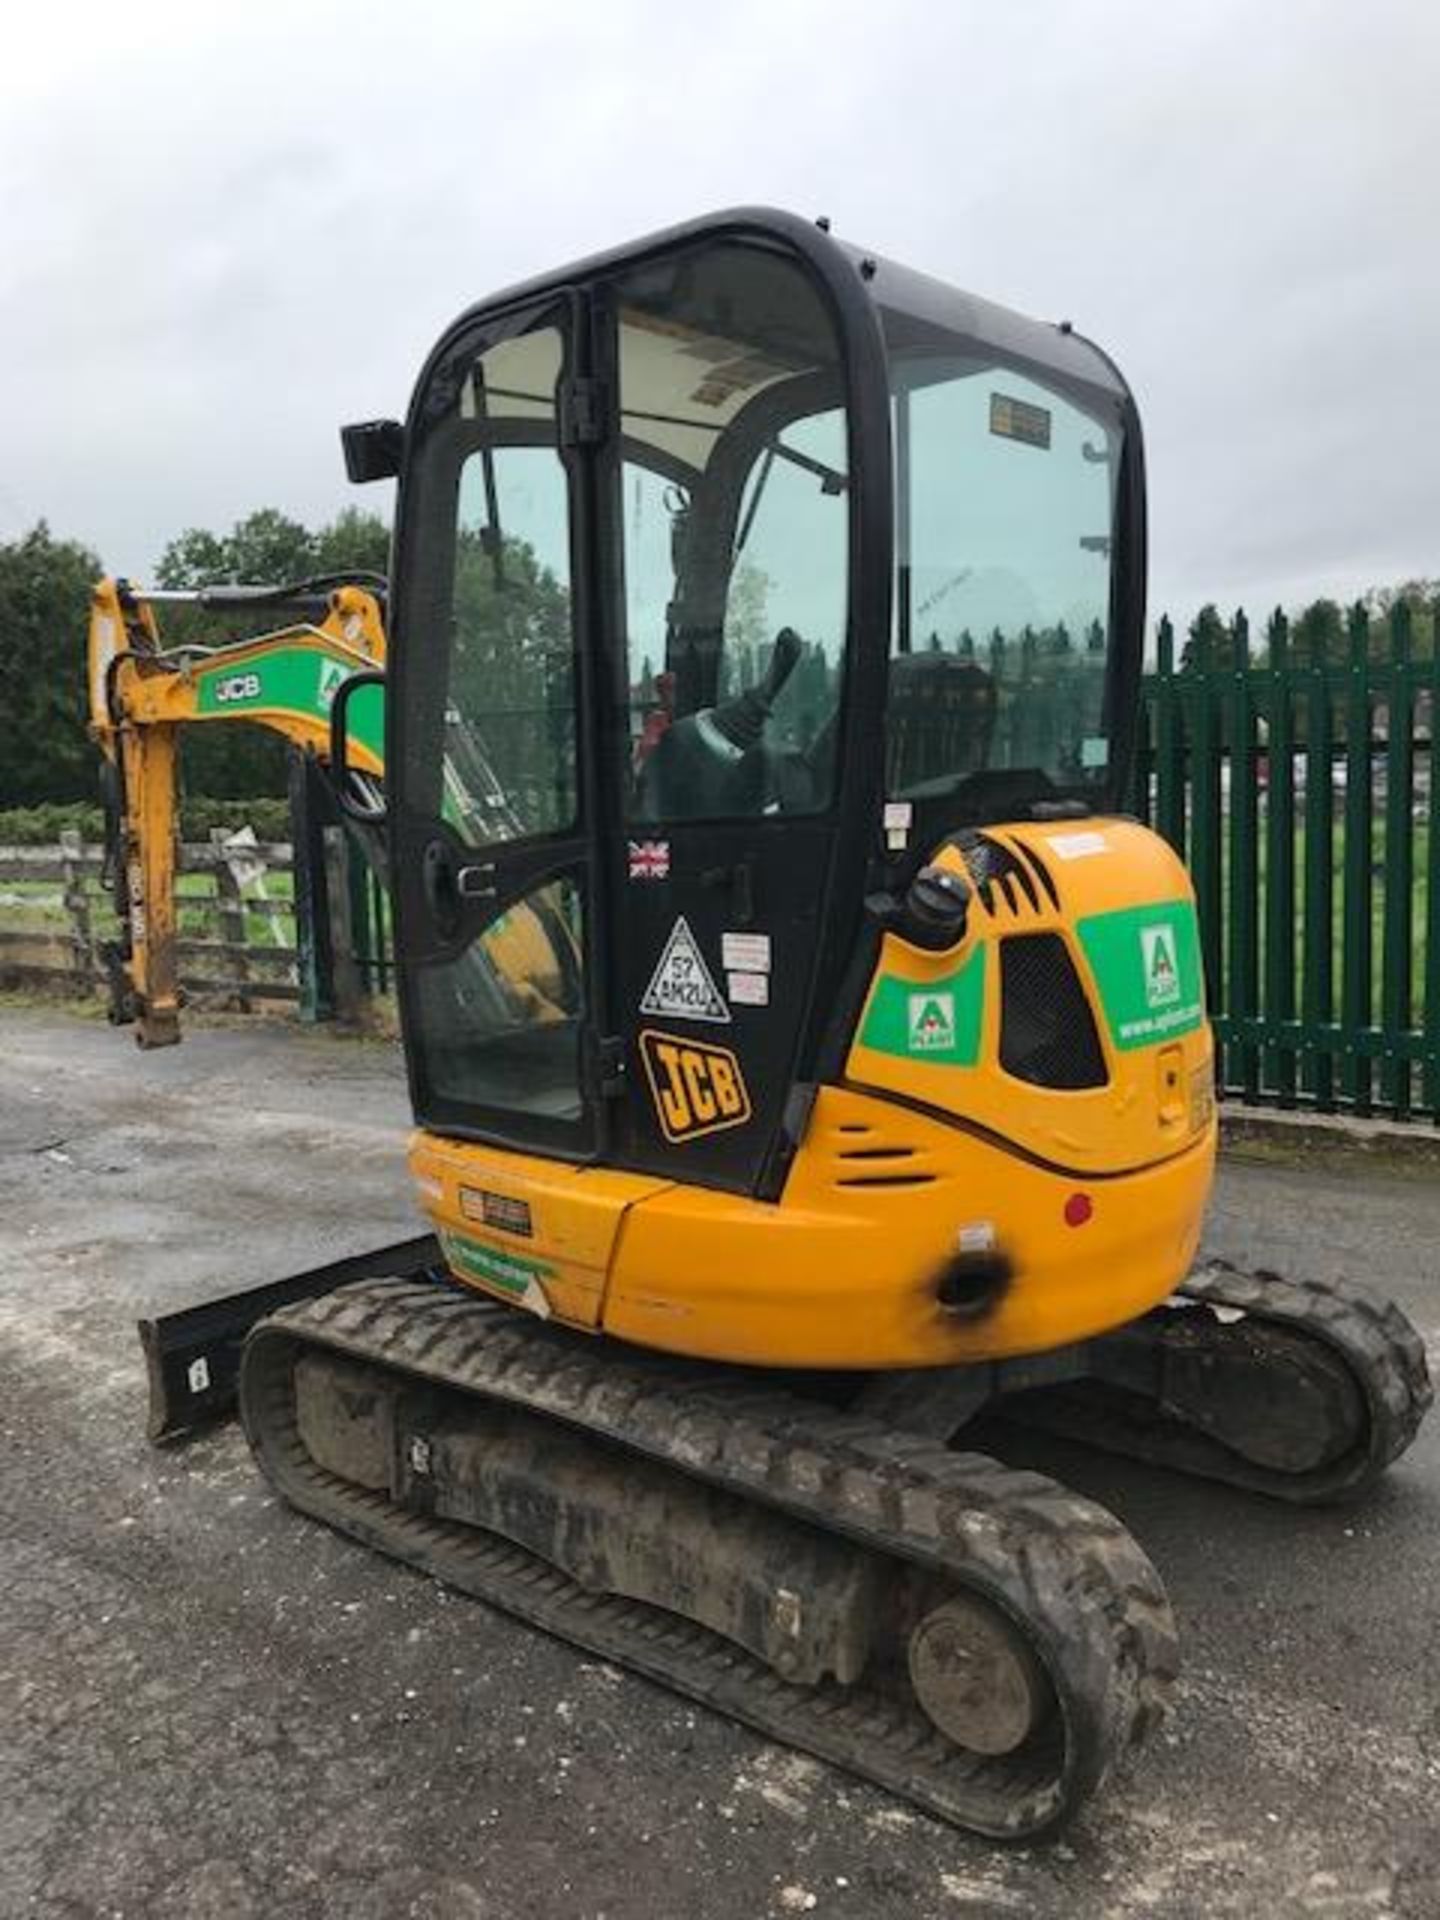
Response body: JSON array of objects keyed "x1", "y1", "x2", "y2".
[
  {"x1": 952, "y1": 831, "x2": 1058, "y2": 915},
  {"x1": 999, "y1": 934, "x2": 1108, "y2": 1090}
]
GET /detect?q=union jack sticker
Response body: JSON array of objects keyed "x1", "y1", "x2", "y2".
[{"x1": 628, "y1": 839, "x2": 671, "y2": 881}]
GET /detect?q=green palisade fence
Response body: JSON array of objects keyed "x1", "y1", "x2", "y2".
[{"x1": 1130, "y1": 603, "x2": 1439, "y2": 1123}]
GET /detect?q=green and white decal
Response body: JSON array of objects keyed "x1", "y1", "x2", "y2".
[
  {"x1": 194, "y1": 648, "x2": 384, "y2": 760},
  {"x1": 440, "y1": 1229, "x2": 555, "y2": 1318},
  {"x1": 1076, "y1": 899, "x2": 1204, "y2": 1051},
  {"x1": 858, "y1": 945, "x2": 986, "y2": 1066}
]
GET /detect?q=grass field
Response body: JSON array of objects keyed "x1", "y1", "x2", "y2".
[{"x1": 0, "y1": 870, "x2": 298, "y2": 949}]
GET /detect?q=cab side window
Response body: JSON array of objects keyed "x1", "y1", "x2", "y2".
[{"x1": 610, "y1": 244, "x2": 850, "y2": 821}]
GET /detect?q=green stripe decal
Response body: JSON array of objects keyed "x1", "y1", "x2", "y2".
[
  {"x1": 194, "y1": 648, "x2": 384, "y2": 760},
  {"x1": 858, "y1": 945, "x2": 986, "y2": 1066},
  {"x1": 440, "y1": 1230, "x2": 555, "y2": 1298},
  {"x1": 1077, "y1": 899, "x2": 1204, "y2": 1051}
]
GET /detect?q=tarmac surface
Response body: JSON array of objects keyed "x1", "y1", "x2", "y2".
[{"x1": 1, "y1": 1005, "x2": 1437, "y2": 1920}]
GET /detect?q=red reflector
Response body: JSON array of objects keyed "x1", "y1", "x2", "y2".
[{"x1": 1064, "y1": 1193, "x2": 1093, "y2": 1228}]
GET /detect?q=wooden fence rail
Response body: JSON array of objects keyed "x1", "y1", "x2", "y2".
[{"x1": 0, "y1": 835, "x2": 303, "y2": 1006}]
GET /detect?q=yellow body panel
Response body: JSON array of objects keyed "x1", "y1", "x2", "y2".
[
  {"x1": 409, "y1": 1133, "x2": 671, "y2": 1329},
  {"x1": 848, "y1": 820, "x2": 1213, "y2": 1174},
  {"x1": 604, "y1": 1087, "x2": 1214, "y2": 1365},
  {"x1": 410, "y1": 1089, "x2": 1214, "y2": 1370}
]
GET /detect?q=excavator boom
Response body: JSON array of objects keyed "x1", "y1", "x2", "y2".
[{"x1": 87, "y1": 576, "x2": 386, "y2": 1045}]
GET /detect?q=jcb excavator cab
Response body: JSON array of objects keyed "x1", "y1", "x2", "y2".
[{"x1": 354, "y1": 208, "x2": 1153, "y2": 1219}]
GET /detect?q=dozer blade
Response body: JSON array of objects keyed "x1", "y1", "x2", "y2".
[
  {"x1": 137, "y1": 1235, "x2": 443, "y2": 1441},
  {"x1": 1004, "y1": 1262, "x2": 1433, "y2": 1504},
  {"x1": 240, "y1": 1278, "x2": 1178, "y2": 1841}
]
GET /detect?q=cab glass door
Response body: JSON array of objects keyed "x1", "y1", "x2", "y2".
[
  {"x1": 602, "y1": 241, "x2": 853, "y2": 1192},
  {"x1": 391, "y1": 307, "x2": 596, "y2": 1155}
]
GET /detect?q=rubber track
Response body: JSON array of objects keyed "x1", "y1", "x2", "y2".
[
  {"x1": 240, "y1": 1278, "x2": 1178, "y2": 1840},
  {"x1": 1025, "y1": 1261, "x2": 1433, "y2": 1504}
]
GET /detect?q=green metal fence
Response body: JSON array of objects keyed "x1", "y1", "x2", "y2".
[{"x1": 1130, "y1": 604, "x2": 1439, "y2": 1122}]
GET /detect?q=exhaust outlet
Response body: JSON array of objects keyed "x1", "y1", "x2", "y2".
[{"x1": 935, "y1": 1249, "x2": 1013, "y2": 1320}]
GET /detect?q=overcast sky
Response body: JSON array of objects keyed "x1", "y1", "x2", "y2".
[{"x1": 3, "y1": 0, "x2": 1437, "y2": 624}]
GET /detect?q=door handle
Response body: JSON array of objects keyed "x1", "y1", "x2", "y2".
[
  {"x1": 701, "y1": 858, "x2": 755, "y2": 925},
  {"x1": 421, "y1": 839, "x2": 460, "y2": 939},
  {"x1": 457, "y1": 863, "x2": 497, "y2": 901},
  {"x1": 422, "y1": 842, "x2": 497, "y2": 940}
]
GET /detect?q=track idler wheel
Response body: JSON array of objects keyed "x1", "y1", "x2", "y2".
[{"x1": 908, "y1": 1591, "x2": 1053, "y2": 1756}]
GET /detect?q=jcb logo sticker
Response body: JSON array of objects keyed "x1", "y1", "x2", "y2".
[
  {"x1": 214, "y1": 672, "x2": 262, "y2": 704},
  {"x1": 639, "y1": 1029, "x2": 751, "y2": 1143}
]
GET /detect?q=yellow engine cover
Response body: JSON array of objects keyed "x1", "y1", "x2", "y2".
[{"x1": 410, "y1": 816, "x2": 1218, "y2": 1371}]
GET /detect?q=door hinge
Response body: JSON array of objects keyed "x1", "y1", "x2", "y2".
[
  {"x1": 595, "y1": 1034, "x2": 627, "y2": 1098},
  {"x1": 560, "y1": 376, "x2": 607, "y2": 447}
]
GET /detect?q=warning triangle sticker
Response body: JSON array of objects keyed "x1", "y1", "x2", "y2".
[{"x1": 640, "y1": 916, "x2": 731, "y2": 1024}]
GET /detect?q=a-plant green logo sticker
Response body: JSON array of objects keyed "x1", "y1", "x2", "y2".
[
  {"x1": 857, "y1": 946, "x2": 986, "y2": 1067},
  {"x1": 1140, "y1": 923, "x2": 1181, "y2": 1009},
  {"x1": 440, "y1": 1230, "x2": 554, "y2": 1319},
  {"x1": 908, "y1": 991, "x2": 956, "y2": 1052},
  {"x1": 1077, "y1": 900, "x2": 1204, "y2": 1051},
  {"x1": 317, "y1": 659, "x2": 348, "y2": 707}
]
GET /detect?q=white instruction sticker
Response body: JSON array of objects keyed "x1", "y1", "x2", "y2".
[
  {"x1": 640, "y1": 917, "x2": 731, "y2": 1023},
  {"x1": 883, "y1": 801, "x2": 914, "y2": 831},
  {"x1": 727, "y1": 970, "x2": 769, "y2": 1007},
  {"x1": 721, "y1": 931, "x2": 771, "y2": 974},
  {"x1": 1080, "y1": 736, "x2": 1109, "y2": 769},
  {"x1": 1046, "y1": 831, "x2": 1108, "y2": 861}
]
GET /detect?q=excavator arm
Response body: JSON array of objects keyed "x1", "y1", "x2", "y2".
[{"x1": 87, "y1": 575, "x2": 387, "y2": 1047}]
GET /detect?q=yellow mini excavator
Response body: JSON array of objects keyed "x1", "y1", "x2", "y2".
[{"x1": 96, "y1": 209, "x2": 1431, "y2": 1840}]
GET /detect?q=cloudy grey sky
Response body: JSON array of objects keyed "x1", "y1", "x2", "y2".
[{"x1": 3, "y1": 0, "x2": 1437, "y2": 623}]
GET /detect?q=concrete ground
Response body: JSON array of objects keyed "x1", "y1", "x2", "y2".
[{"x1": 1, "y1": 1005, "x2": 1436, "y2": 1920}]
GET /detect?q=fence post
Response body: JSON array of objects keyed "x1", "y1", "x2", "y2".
[
  {"x1": 1153, "y1": 617, "x2": 1185, "y2": 854},
  {"x1": 1227, "y1": 610, "x2": 1259, "y2": 1101},
  {"x1": 1424, "y1": 597, "x2": 1440, "y2": 1121},
  {"x1": 58, "y1": 829, "x2": 93, "y2": 992},
  {"x1": 288, "y1": 749, "x2": 335, "y2": 1024},
  {"x1": 322, "y1": 825, "x2": 364, "y2": 1025},
  {"x1": 1341, "y1": 604, "x2": 1374, "y2": 1114},
  {"x1": 1301, "y1": 609, "x2": 1336, "y2": 1110},
  {"x1": 1263, "y1": 609, "x2": 1296, "y2": 1103},
  {"x1": 346, "y1": 835, "x2": 376, "y2": 996},
  {"x1": 209, "y1": 828, "x2": 252, "y2": 1013},
  {"x1": 1186, "y1": 616, "x2": 1224, "y2": 1087},
  {"x1": 1380, "y1": 601, "x2": 1415, "y2": 1117}
]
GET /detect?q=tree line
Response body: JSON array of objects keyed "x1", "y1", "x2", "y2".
[
  {"x1": 1179, "y1": 585, "x2": 1439, "y2": 671},
  {"x1": 0, "y1": 505, "x2": 1435, "y2": 812},
  {"x1": 0, "y1": 508, "x2": 389, "y2": 810}
]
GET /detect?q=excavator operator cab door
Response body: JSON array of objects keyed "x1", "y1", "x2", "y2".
[{"x1": 385, "y1": 211, "x2": 1142, "y2": 1196}]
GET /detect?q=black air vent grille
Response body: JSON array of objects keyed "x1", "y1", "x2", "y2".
[
  {"x1": 952, "y1": 831, "x2": 1058, "y2": 915},
  {"x1": 1000, "y1": 934, "x2": 1108, "y2": 1090},
  {"x1": 954, "y1": 829, "x2": 1023, "y2": 889},
  {"x1": 832, "y1": 1139, "x2": 937, "y2": 1188}
]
